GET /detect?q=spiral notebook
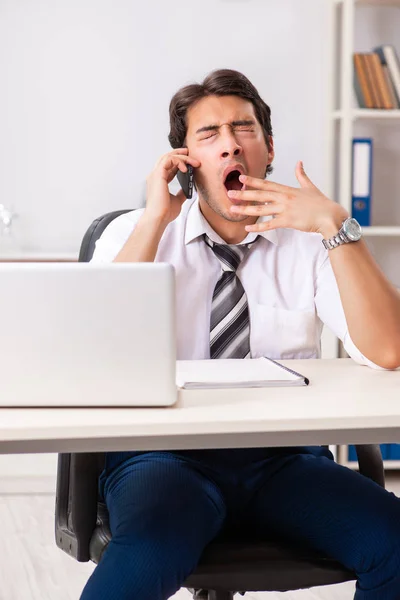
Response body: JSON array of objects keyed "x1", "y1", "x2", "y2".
[{"x1": 176, "y1": 357, "x2": 309, "y2": 390}]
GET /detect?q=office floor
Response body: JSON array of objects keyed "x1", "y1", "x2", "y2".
[{"x1": 1, "y1": 474, "x2": 399, "y2": 600}]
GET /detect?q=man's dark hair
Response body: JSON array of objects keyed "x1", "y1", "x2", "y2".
[{"x1": 168, "y1": 68, "x2": 273, "y2": 175}]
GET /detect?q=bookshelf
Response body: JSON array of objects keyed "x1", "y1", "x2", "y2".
[
  {"x1": 328, "y1": 0, "x2": 400, "y2": 469},
  {"x1": 328, "y1": 0, "x2": 400, "y2": 217}
]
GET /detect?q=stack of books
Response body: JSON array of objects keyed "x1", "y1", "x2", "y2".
[{"x1": 353, "y1": 45, "x2": 400, "y2": 109}]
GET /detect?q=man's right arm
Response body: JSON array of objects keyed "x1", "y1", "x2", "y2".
[
  {"x1": 113, "y1": 213, "x2": 168, "y2": 263},
  {"x1": 113, "y1": 148, "x2": 200, "y2": 263}
]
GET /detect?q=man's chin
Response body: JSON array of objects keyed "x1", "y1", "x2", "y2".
[
  {"x1": 221, "y1": 211, "x2": 249, "y2": 223},
  {"x1": 198, "y1": 188, "x2": 252, "y2": 223}
]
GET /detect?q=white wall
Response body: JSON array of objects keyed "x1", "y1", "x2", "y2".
[
  {"x1": 0, "y1": 0, "x2": 331, "y2": 255},
  {"x1": 3, "y1": 0, "x2": 398, "y2": 483},
  {"x1": 0, "y1": 0, "x2": 333, "y2": 484}
]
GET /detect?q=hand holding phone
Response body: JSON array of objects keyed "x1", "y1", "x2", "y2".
[
  {"x1": 177, "y1": 164, "x2": 194, "y2": 199},
  {"x1": 145, "y1": 149, "x2": 200, "y2": 227}
]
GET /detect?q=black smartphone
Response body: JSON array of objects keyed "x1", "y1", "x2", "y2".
[{"x1": 177, "y1": 164, "x2": 194, "y2": 199}]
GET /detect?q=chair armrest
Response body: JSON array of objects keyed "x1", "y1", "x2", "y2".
[
  {"x1": 355, "y1": 444, "x2": 385, "y2": 488},
  {"x1": 55, "y1": 453, "x2": 103, "y2": 561}
]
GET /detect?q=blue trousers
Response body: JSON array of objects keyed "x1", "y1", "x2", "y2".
[{"x1": 80, "y1": 448, "x2": 400, "y2": 600}]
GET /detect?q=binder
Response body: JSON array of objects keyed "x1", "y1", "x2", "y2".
[
  {"x1": 387, "y1": 444, "x2": 400, "y2": 460},
  {"x1": 351, "y1": 138, "x2": 373, "y2": 226},
  {"x1": 348, "y1": 444, "x2": 388, "y2": 462}
]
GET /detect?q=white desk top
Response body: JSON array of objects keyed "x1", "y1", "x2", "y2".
[{"x1": 0, "y1": 359, "x2": 399, "y2": 454}]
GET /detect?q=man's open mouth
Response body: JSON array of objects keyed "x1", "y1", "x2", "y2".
[{"x1": 223, "y1": 169, "x2": 244, "y2": 192}]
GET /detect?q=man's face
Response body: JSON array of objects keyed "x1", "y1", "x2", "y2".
[{"x1": 186, "y1": 95, "x2": 274, "y2": 224}]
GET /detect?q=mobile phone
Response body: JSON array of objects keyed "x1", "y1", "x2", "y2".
[{"x1": 177, "y1": 164, "x2": 194, "y2": 199}]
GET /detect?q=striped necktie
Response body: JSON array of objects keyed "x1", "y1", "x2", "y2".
[{"x1": 204, "y1": 234, "x2": 257, "y2": 359}]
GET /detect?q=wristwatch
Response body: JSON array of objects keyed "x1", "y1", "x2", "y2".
[{"x1": 322, "y1": 217, "x2": 362, "y2": 251}]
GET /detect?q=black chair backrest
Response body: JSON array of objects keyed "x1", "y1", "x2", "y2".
[{"x1": 78, "y1": 209, "x2": 132, "y2": 262}]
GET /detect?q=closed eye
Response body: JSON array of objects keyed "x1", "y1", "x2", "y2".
[
  {"x1": 234, "y1": 125, "x2": 255, "y2": 132},
  {"x1": 200, "y1": 132, "x2": 218, "y2": 141}
]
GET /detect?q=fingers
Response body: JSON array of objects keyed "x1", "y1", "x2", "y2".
[
  {"x1": 160, "y1": 155, "x2": 200, "y2": 183},
  {"x1": 160, "y1": 149, "x2": 201, "y2": 169},
  {"x1": 239, "y1": 174, "x2": 293, "y2": 194},
  {"x1": 159, "y1": 153, "x2": 200, "y2": 184},
  {"x1": 227, "y1": 189, "x2": 281, "y2": 203},
  {"x1": 163, "y1": 154, "x2": 200, "y2": 170},
  {"x1": 230, "y1": 203, "x2": 283, "y2": 217},
  {"x1": 295, "y1": 161, "x2": 317, "y2": 190},
  {"x1": 244, "y1": 217, "x2": 282, "y2": 233},
  {"x1": 177, "y1": 154, "x2": 201, "y2": 168}
]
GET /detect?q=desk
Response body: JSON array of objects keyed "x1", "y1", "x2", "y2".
[{"x1": 0, "y1": 359, "x2": 399, "y2": 455}]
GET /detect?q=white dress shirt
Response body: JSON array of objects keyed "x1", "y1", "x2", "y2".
[{"x1": 92, "y1": 196, "x2": 382, "y2": 369}]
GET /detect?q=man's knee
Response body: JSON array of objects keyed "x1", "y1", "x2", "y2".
[
  {"x1": 356, "y1": 491, "x2": 400, "y2": 579},
  {"x1": 84, "y1": 537, "x2": 193, "y2": 600}
]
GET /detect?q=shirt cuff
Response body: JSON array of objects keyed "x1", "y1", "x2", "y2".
[{"x1": 343, "y1": 331, "x2": 391, "y2": 371}]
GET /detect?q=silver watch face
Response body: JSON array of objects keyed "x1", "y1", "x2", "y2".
[{"x1": 342, "y1": 218, "x2": 362, "y2": 242}]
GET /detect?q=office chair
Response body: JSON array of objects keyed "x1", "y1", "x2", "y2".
[{"x1": 55, "y1": 209, "x2": 386, "y2": 599}]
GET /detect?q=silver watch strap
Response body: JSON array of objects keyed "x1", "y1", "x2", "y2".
[{"x1": 322, "y1": 231, "x2": 349, "y2": 250}]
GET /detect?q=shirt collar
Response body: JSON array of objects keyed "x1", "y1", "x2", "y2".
[{"x1": 184, "y1": 197, "x2": 279, "y2": 246}]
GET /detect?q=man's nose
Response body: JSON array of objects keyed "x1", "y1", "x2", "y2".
[{"x1": 219, "y1": 128, "x2": 243, "y2": 160}]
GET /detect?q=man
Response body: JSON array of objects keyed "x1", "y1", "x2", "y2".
[{"x1": 82, "y1": 69, "x2": 400, "y2": 600}]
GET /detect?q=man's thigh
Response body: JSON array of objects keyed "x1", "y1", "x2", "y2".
[
  {"x1": 244, "y1": 453, "x2": 400, "y2": 573},
  {"x1": 103, "y1": 452, "x2": 227, "y2": 542},
  {"x1": 81, "y1": 453, "x2": 228, "y2": 600}
]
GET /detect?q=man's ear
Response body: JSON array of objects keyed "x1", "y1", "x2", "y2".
[{"x1": 267, "y1": 136, "x2": 275, "y2": 163}]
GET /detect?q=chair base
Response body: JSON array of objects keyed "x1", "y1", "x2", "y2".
[
  {"x1": 208, "y1": 592, "x2": 234, "y2": 600},
  {"x1": 183, "y1": 541, "x2": 355, "y2": 593},
  {"x1": 190, "y1": 591, "x2": 234, "y2": 600}
]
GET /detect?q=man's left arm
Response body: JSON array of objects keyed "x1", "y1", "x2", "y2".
[
  {"x1": 317, "y1": 216, "x2": 400, "y2": 369},
  {"x1": 227, "y1": 162, "x2": 400, "y2": 369}
]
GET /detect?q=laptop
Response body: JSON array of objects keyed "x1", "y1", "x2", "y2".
[{"x1": 0, "y1": 263, "x2": 177, "y2": 407}]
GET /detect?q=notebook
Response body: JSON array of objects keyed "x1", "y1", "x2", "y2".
[{"x1": 176, "y1": 357, "x2": 309, "y2": 390}]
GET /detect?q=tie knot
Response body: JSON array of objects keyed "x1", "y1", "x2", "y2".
[{"x1": 203, "y1": 234, "x2": 256, "y2": 272}]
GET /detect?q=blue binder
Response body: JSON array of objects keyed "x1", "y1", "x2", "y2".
[
  {"x1": 387, "y1": 444, "x2": 400, "y2": 460},
  {"x1": 348, "y1": 444, "x2": 388, "y2": 461},
  {"x1": 351, "y1": 138, "x2": 373, "y2": 226}
]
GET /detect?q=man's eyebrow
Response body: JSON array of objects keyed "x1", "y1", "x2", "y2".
[
  {"x1": 231, "y1": 119, "x2": 255, "y2": 127},
  {"x1": 195, "y1": 119, "x2": 255, "y2": 135},
  {"x1": 195, "y1": 124, "x2": 220, "y2": 135}
]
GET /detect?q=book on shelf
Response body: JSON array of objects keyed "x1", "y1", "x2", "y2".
[
  {"x1": 351, "y1": 138, "x2": 373, "y2": 226},
  {"x1": 353, "y1": 46, "x2": 400, "y2": 109},
  {"x1": 374, "y1": 46, "x2": 400, "y2": 107}
]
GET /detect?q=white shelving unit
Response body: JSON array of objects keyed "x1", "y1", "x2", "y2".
[
  {"x1": 332, "y1": 108, "x2": 400, "y2": 119},
  {"x1": 329, "y1": 0, "x2": 400, "y2": 217},
  {"x1": 329, "y1": 0, "x2": 400, "y2": 469}
]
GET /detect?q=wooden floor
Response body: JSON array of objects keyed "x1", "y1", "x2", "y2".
[{"x1": 1, "y1": 474, "x2": 399, "y2": 600}]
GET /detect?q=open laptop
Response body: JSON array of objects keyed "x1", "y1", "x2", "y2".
[{"x1": 0, "y1": 263, "x2": 177, "y2": 407}]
